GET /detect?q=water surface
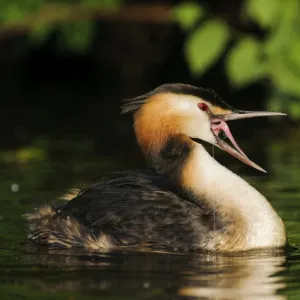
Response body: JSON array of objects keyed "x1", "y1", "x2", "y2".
[{"x1": 1, "y1": 128, "x2": 300, "y2": 300}]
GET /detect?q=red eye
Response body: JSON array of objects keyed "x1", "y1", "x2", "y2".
[{"x1": 198, "y1": 103, "x2": 209, "y2": 111}]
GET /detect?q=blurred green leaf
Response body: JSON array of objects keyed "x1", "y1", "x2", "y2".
[
  {"x1": 1, "y1": 0, "x2": 45, "y2": 24},
  {"x1": 2, "y1": 4, "x2": 27, "y2": 24},
  {"x1": 271, "y1": 59, "x2": 300, "y2": 98},
  {"x1": 288, "y1": 37, "x2": 300, "y2": 69},
  {"x1": 264, "y1": 0, "x2": 298, "y2": 54},
  {"x1": 226, "y1": 37, "x2": 266, "y2": 87},
  {"x1": 246, "y1": 0, "x2": 281, "y2": 28},
  {"x1": 0, "y1": 0, "x2": 124, "y2": 52},
  {"x1": 172, "y1": 2, "x2": 204, "y2": 31},
  {"x1": 185, "y1": 20, "x2": 229, "y2": 76},
  {"x1": 264, "y1": 22, "x2": 289, "y2": 55}
]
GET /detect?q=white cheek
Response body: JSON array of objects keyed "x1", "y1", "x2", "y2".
[
  {"x1": 166, "y1": 96, "x2": 216, "y2": 144},
  {"x1": 169, "y1": 97, "x2": 195, "y2": 113},
  {"x1": 178, "y1": 100, "x2": 190, "y2": 110},
  {"x1": 181, "y1": 116, "x2": 216, "y2": 144}
]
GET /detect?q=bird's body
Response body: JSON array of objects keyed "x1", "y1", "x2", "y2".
[{"x1": 26, "y1": 83, "x2": 287, "y2": 252}]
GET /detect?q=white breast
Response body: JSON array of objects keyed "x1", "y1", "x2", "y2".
[{"x1": 184, "y1": 144, "x2": 287, "y2": 250}]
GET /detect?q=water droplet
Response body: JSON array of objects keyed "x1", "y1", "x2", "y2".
[{"x1": 11, "y1": 183, "x2": 19, "y2": 193}]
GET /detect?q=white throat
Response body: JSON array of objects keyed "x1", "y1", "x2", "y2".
[{"x1": 183, "y1": 143, "x2": 287, "y2": 251}]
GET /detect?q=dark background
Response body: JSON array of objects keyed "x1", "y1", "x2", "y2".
[{"x1": 0, "y1": 0, "x2": 282, "y2": 155}]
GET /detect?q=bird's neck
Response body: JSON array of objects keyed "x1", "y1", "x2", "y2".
[{"x1": 179, "y1": 143, "x2": 286, "y2": 251}]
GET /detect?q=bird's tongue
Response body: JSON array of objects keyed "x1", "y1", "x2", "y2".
[
  {"x1": 210, "y1": 118, "x2": 266, "y2": 173},
  {"x1": 211, "y1": 119, "x2": 247, "y2": 157}
]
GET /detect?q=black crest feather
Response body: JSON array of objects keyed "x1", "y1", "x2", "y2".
[{"x1": 120, "y1": 83, "x2": 233, "y2": 114}]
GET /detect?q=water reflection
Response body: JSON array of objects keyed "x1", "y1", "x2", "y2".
[
  {"x1": 178, "y1": 251, "x2": 287, "y2": 300},
  {"x1": 20, "y1": 248, "x2": 287, "y2": 300},
  {"x1": 1, "y1": 125, "x2": 300, "y2": 299}
]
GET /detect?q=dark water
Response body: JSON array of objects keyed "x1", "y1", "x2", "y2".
[{"x1": 1, "y1": 125, "x2": 300, "y2": 300}]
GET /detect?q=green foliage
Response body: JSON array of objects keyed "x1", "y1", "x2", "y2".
[
  {"x1": 245, "y1": 0, "x2": 280, "y2": 28},
  {"x1": 0, "y1": 0, "x2": 123, "y2": 53},
  {"x1": 185, "y1": 20, "x2": 229, "y2": 75},
  {"x1": 173, "y1": 0, "x2": 300, "y2": 119},
  {"x1": 226, "y1": 37, "x2": 267, "y2": 87},
  {"x1": 271, "y1": 60, "x2": 300, "y2": 98},
  {"x1": 171, "y1": 2, "x2": 204, "y2": 31},
  {"x1": 1, "y1": 0, "x2": 44, "y2": 24}
]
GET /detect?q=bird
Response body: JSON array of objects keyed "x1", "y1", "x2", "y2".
[{"x1": 25, "y1": 83, "x2": 287, "y2": 252}]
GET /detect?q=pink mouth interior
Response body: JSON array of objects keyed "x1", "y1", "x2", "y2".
[{"x1": 211, "y1": 118, "x2": 248, "y2": 157}]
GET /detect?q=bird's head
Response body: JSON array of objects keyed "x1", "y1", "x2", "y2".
[{"x1": 121, "y1": 83, "x2": 286, "y2": 173}]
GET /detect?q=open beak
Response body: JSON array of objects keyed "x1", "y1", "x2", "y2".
[{"x1": 210, "y1": 110, "x2": 287, "y2": 173}]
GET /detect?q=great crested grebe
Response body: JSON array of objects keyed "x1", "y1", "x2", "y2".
[{"x1": 26, "y1": 83, "x2": 287, "y2": 252}]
